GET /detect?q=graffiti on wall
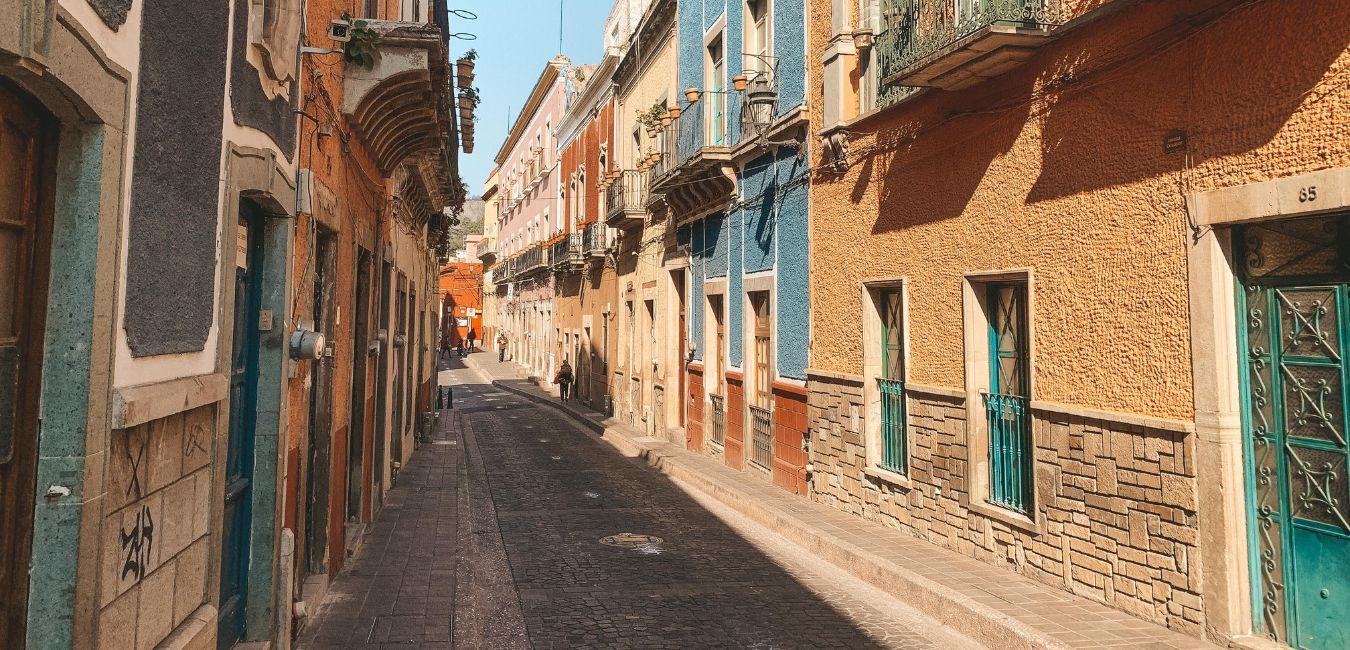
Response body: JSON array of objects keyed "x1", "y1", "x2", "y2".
[
  {"x1": 119, "y1": 505, "x2": 155, "y2": 583},
  {"x1": 123, "y1": 427, "x2": 149, "y2": 500}
]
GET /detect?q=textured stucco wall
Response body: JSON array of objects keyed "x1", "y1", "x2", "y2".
[
  {"x1": 230, "y1": 0, "x2": 298, "y2": 157},
  {"x1": 772, "y1": 149, "x2": 809, "y2": 380},
  {"x1": 123, "y1": 2, "x2": 230, "y2": 356},
  {"x1": 806, "y1": 0, "x2": 1350, "y2": 420}
]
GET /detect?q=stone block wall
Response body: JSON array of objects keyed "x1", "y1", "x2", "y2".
[
  {"x1": 808, "y1": 372, "x2": 1202, "y2": 633},
  {"x1": 99, "y1": 404, "x2": 216, "y2": 649}
]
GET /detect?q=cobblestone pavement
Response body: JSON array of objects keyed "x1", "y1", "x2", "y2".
[{"x1": 301, "y1": 355, "x2": 984, "y2": 649}]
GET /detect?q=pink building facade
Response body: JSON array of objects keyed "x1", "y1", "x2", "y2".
[{"x1": 493, "y1": 56, "x2": 571, "y2": 378}]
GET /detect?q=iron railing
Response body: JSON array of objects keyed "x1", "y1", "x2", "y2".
[
  {"x1": 651, "y1": 122, "x2": 680, "y2": 179},
  {"x1": 583, "y1": 221, "x2": 611, "y2": 256},
  {"x1": 549, "y1": 233, "x2": 583, "y2": 270},
  {"x1": 708, "y1": 394, "x2": 726, "y2": 446},
  {"x1": 517, "y1": 243, "x2": 546, "y2": 275},
  {"x1": 878, "y1": 378, "x2": 907, "y2": 474},
  {"x1": 876, "y1": 0, "x2": 1066, "y2": 85},
  {"x1": 604, "y1": 170, "x2": 648, "y2": 221},
  {"x1": 749, "y1": 405, "x2": 773, "y2": 469},
  {"x1": 984, "y1": 391, "x2": 1032, "y2": 513}
]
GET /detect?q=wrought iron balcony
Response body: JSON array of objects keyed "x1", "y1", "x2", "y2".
[
  {"x1": 605, "y1": 170, "x2": 648, "y2": 226},
  {"x1": 648, "y1": 113, "x2": 735, "y2": 220},
  {"x1": 583, "y1": 221, "x2": 612, "y2": 257},
  {"x1": 549, "y1": 233, "x2": 585, "y2": 272},
  {"x1": 651, "y1": 122, "x2": 680, "y2": 181},
  {"x1": 517, "y1": 243, "x2": 547, "y2": 276},
  {"x1": 877, "y1": 0, "x2": 1066, "y2": 90}
]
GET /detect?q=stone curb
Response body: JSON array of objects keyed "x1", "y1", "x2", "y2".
[{"x1": 477, "y1": 369, "x2": 1070, "y2": 650}]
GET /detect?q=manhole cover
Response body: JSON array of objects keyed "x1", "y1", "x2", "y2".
[{"x1": 599, "y1": 533, "x2": 664, "y2": 548}]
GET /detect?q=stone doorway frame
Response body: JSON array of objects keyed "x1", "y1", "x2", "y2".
[
  {"x1": 1186, "y1": 166, "x2": 1350, "y2": 644},
  {"x1": 214, "y1": 144, "x2": 297, "y2": 645}
]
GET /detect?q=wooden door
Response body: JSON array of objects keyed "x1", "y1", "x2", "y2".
[
  {"x1": 304, "y1": 233, "x2": 336, "y2": 577},
  {"x1": 0, "y1": 81, "x2": 56, "y2": 650},
  {"x1": 346, "y1": 251, "x2": 371, "y2": 523},
  {"x1": 219, "y1": 206, "x2": 264, "y2": 648}
]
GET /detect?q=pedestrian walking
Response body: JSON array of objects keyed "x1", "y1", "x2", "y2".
[
  {"x1": 467, "y1": 328, "x2": 477, "y2": 351},
  {"x1": 497, "y1": 332, "x2": 508, "y2": 362},
  {"x1": 554, "y1": 359, "x2": 573, "y2": 402}
]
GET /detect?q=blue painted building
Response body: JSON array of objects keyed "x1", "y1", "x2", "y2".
[{"x1": 652, "y1": 0, "x2": 811, "y2": 493}]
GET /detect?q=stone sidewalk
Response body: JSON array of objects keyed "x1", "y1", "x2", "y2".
[{"x1": 464, "y1": 353, "x2": 1217, "y2": 650}]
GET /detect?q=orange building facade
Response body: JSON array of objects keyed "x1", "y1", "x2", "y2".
[{"x1": 440, "y1": 260, "x2": 484, "y2": 347}]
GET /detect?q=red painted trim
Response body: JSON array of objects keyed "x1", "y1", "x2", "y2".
[{"x1": 771, "y1": 380, "x2": 808, "y2": 398}]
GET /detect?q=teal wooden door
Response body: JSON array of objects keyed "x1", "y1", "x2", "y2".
[
  {"x1": 219, "y1": 208, "x2": 262, "y2": 648},
  {"x1": 1239, "y1": 216, "x2": 1350, "y2": 650}
]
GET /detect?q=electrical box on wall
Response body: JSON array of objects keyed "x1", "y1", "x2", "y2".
[{"x1": 296, "y1": 169, "x2": 314, "y2": 215}]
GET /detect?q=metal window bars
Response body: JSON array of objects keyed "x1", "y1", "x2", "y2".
[
  {"x1": 749, "y1": 404, "x2": 773, "y2": 469},
  {"x1": 877, "y1": 378, "x2": 907, "y2": 474},
  {"x1": 984, "y1": 391, "x2": 1032, "y2": 513},
  {"x1": 708, "y1": 394, "x2": 726, "y2": 445}
]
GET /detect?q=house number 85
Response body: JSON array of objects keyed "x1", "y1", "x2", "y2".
[{"x1": 1299, "y1": 186, "x2": 1318, "y2": 203}]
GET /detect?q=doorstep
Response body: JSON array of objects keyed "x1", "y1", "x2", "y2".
[{"x1": 476, "y1": 362, "x2": 1218, "y2": 650}]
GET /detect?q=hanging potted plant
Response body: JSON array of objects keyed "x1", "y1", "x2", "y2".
[
  {"x1": 684, "y1": 87, "x2": 701, "y2": 103},
  {"x1": 732, "y1": 73, "x2": 749, "y2": 92},
  {"x1": 667, "y1": 102, "x2": 681, "y2": 119},
  {"x1": 456, "y1": 49, "x2": 477, "y2": 84}
]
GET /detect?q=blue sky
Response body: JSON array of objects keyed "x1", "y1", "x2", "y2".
[{"x1": 450, "y1": 1, "x2": 614, "y2": 195}]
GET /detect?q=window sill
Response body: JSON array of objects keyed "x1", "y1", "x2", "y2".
[
  {"x1": 967, "y1": 499, "x2": 1040, "y2": 535},
  {"x1": 864, "y1": 465, "x2": 913, "y2": 490}
]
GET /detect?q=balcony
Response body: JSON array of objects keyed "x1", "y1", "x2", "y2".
[
  {"x1": 583, "y1": 221, "x2": 612, "y2": 257},
  {"x1": 605, "y1": 170, "x2": 648, "y2": 227},
  {"x1": 647, "y1": 114, "x2": 735, "y2": 221},
  {"x1": 343, "y1": 21, "x2": 454, "y2": 179},
  {"x1": 517, "y1": 243, "x2": 548, "y2": 277},
  {"x1": 878, "y1": 0, "x2": 1066, "y2": 91},
  {"x1": 478, "y1": 237, "x2": 497, "y2": 265},
  {"x1": 550, "y1": 233, "x2": 585, "y2": 272}
]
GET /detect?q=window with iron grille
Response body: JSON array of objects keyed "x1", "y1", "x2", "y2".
[
  {"x1": 985, "y1": 281, "x2": 1032, "y2": 513},
  {"x1": 749, "y1": 291, "x2": 773, "y2": 468},
  {"x1": 877, "y1": 288, "x2": 907, "y2": 474}
]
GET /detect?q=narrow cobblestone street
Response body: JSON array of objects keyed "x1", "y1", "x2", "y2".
[{"x1": 298, "y1": 357, "x2": 984, "y2": 649}]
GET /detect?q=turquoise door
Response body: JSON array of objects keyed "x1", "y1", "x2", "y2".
[
  {"x1": 1239, "y1": 216, "x2": 1350, "y2": 650},
  {"x1": 219, "y1": 208, "x2": 263, "y2": 648}
]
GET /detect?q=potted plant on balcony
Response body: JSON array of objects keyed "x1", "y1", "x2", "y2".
[
  {"x1": 636, "y1": 103, "x2": 666, "y2": 138},
  {"x1": 342, "y1": 12, "x2": 381, "y2": 70}
]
